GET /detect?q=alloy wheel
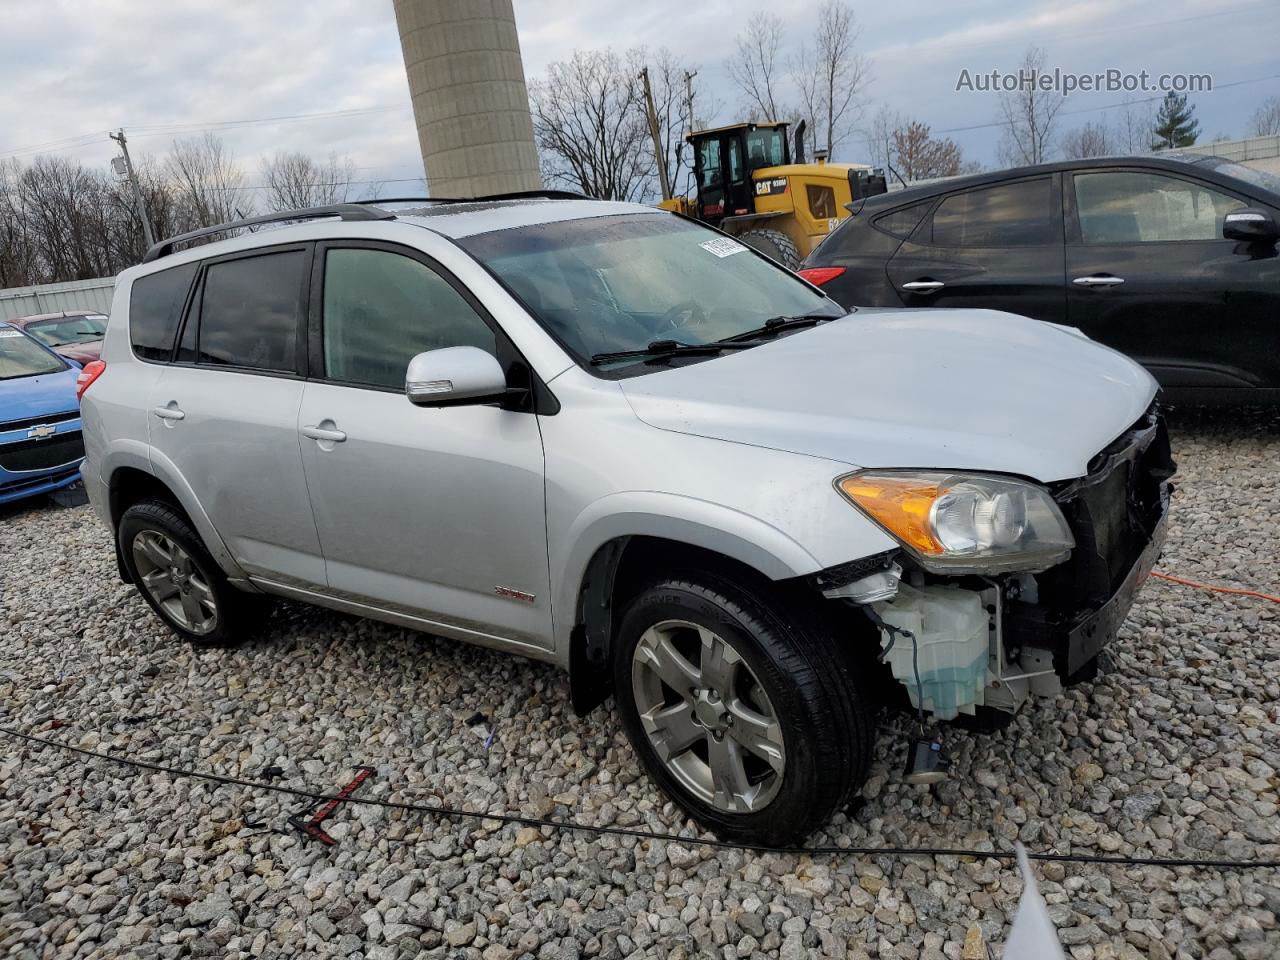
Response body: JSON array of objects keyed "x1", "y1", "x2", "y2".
[
  {"x1": 131, "y1": 530, "x2": 218, "y2": 635},
  {"x1": 631, "y1": 619, "x2": 786, "y2": 813}
]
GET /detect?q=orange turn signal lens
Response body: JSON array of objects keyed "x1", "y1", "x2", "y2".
[{"x1": 837, "y1": 474, "x2": 945, "y2": 555}]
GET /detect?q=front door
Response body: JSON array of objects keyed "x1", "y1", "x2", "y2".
[
  {"x1": 887, "y1": 175, "x2": 1066, "y2": 322},
  {"x1": 147, "y1": 245, "x2": 324, "y2": 585},
  {"x1": 1065, "y1": 168, "x2": 1280, "y2": 389},
  {"x1": 296, "y1": 242, "x2": 552, "y2": 650}
]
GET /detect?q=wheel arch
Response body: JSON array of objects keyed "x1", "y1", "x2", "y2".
[
  {"x1": 565, "y1": 526, "x2": 818, "y2": 717},
  {"x1": 103, "y1": 451, "x2": 245, "y2": 582}
]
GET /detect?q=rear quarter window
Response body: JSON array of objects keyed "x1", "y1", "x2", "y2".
[
  {"x1": 129, "y1": 262, "x2": 198, "y2": 362},
  {"x1": 873, "y1": 200, "x2": 933, "y2": 239}
]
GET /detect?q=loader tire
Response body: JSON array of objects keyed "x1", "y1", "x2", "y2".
[{"x1": 738, "y1": 229, "x2": 801, "y2": 270}]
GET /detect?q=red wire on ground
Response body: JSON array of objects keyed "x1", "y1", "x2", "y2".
[{"x1": 1151, "y1": 571, "x2": 1280, "y2": 605}]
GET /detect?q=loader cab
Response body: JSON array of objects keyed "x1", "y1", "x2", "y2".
[{"x1": 690, "y1": 122, "x2": 792, "y2": 225}]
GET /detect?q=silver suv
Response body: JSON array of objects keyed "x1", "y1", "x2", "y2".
[{"x1": 80, "y1": 196, "x2": 1173, "y2": 844}]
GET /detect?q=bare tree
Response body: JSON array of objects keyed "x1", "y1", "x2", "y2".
[
  {"x1": 166, "y1": 133, "x2": 248, "y2": 227},
  {"x1": 996, "y1": 46, "x2": 1063, "y2": 166},
  {"x1": 1113, "y1": 96, "x2": 1155, "y2": 154},
  {"x1": 727, "y1": 15, "x2": 789, "y2": 122},
  {"x1": 0, "y1": 159, "x2": 39, "y2": 288},
  {"x1": 1249, "y1": 96, "x2": 1280, "y2": 137},
  {"x1": 260, "y1": 151, "x2": 356, "y2": 211},
  {"x1": 1061, "y1": 121, "x2": 1112, "y2": 159},
  {"x1": 529, "y1": 48, "x2": 653, "y2": 202},
  {"x1": 891, "y1": 121, "x2": 962, "y2": 180},
  {"x1": 796, "y1": 1, "x2": 868, "y2": 158},
  {"x1": 866, "y1": 105, "x2": 903, "y2": 178}
]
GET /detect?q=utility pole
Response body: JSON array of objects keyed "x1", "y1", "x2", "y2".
[
  {"x1": 109, "y1": 129, "x2": 155, "y2": 249},
  {"x1": 684, "y1": 70, "x2": 697, "y2": 136},
  {"x1": 639, "y1": 67, "x2": 672, "y2": 202}
]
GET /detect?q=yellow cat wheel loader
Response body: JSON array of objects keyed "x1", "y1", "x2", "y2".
[{"x1": 657, "y1": 121, "x2": 888, "y2": 269}]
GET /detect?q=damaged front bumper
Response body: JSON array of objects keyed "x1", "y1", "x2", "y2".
[{"x1": 828, "y1": 407, "x2": 1175, "y2": 721}]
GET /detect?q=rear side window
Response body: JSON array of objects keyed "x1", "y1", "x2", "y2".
[
  {"x1": 874, "y1": 200, "x2": 932, "y2": 239},
  {"x1": 930, "y1": 179, "x2": 1055, "y2": 247},
  {"x1": 196, "y1": 251, "x2": 304, "y2": 372},
  {"x1": 129, "y1": 262, "x2": 198, "y2": 361}
]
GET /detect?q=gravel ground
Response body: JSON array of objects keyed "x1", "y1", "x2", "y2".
[{"x1": 2, "y1": 407, "x2": 1279, "y2": 960}]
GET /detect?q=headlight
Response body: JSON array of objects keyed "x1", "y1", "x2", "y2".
[{"x1": 836, "y1": 471, "x2": 1074, "y2": 573}]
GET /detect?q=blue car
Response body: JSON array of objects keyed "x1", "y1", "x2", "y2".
[{"x1": 0, "y1": 321, "x2": 85, "y2": 505}]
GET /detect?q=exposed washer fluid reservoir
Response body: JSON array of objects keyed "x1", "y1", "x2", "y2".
[{"x1": 872, "y1": 582, "x2": 988, "y2": 720}]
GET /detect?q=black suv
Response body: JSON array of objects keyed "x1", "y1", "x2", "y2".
[{"x1": 800, "y1": 153, "x2": 1280, "y2": 403}]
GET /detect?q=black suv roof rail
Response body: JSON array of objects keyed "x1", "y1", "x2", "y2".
[
  {"x1": 141, "y1": 203, "x2": 396, "y2": 263},
  {"x1": 349, "y1": 189, "x2": 594, "y2": 205}
]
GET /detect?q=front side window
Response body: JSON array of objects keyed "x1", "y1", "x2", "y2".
[
  {"x1": 26, "y1": 315, "x2": 107, "y2": 347},
  {"x1": 930, "y1": 178, "x2": 1055, "y2": 247},
  {"x1": 744, "y1": 127, "x2": 786, "y2": 168},
  {"x1": 460, "y1": 214, "x2": 844, "y2": 375},
  {"x1": 0, "y1": 327, "x2": 66, "y2": 379},
  {"x1": 322, "y1": 248, "x2": 496, "y2": 389},
  {"x1": 1074, "y1": 171, "x2": 1245, "y2": 243},
  {"x1": 197, "y1": 251, "x2": 304, "y2": 372},
  {"x1": 130, "y1": 262, "x2": 198, "y2": 362}
]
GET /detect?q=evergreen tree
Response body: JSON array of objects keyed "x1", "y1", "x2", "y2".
[{"x1": 1151, "y1": 91, "x2": 1199, "y2": 149}]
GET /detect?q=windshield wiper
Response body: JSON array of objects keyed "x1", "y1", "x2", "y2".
[
  {"x1": 589, "y1": 339, "x2": 753, "y2": 367},
  {"x1": 716, "y1": 313, "x2": 842, "y2": 344}
]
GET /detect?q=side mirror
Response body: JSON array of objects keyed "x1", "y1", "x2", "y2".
[
  {"x1": 1223, "y1": 208, "x2": 1279, "y2": 242},
  {"x1": 405, "y1": 346, "x2": 509, "y2": 407}
]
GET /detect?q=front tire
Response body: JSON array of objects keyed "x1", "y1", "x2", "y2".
[
  {"x1": 613, "y1": 571, "x2": 873, "y2": 846},
  {"x1": 118, "y1": 499, "x2": 267, "y2": 647}
]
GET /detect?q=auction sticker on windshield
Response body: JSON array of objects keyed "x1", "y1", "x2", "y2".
[
  {"x1": 699, "y1": 237, "x2": 748, "y2": 258},
  {"x1": 0, "y1": 329, "x2": 24, "y2": 338}
]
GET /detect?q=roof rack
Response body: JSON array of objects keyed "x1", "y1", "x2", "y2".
[
  {"x1": 142, "y1": 204, "x2": 396, "y2": 263},
  {"x1": 349, "y1": 189, "x2": 594, "y2": 205}
]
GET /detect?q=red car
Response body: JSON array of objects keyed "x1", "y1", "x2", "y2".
[{"x1": 8, "y1": 310, "x2": 108, "y2": 364}]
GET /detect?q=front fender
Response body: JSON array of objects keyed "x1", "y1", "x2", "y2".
[{"x1": 554, "y1": 490, "x2": 823, "y2": 652}]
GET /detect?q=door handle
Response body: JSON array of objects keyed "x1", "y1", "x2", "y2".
[
  {"x1": 900, "y1": 280, "x2": 945, "y2": 293},
  {"x1": 151, "y1": 405, "x2": 185, "y2": 421},
  {"x1": 1072, "y1": 275, "x2": 1125, "y2": 286},
  {"x1": 301, "y1": 424, "x2": 347, "y2": 443}
]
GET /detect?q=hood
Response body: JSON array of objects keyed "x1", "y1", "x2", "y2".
[
  {"x1": 0, "y1": 364, "x2": 81, "y2": 423},
  {"x1": 619, "y1": 309, "x2": 1158, "y2": 483},
  {"x1": 56, "y1": 341, "x2": 101, "y2": 364}
]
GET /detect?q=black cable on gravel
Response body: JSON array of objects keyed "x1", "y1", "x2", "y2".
[{"x1": 4, "y1": 724, "x2": 1278, "y2": 871}]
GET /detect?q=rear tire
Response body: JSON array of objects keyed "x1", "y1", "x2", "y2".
[
  {"x1": 737, "y1": 229, "x2": 801, "y2": 270},
  {"x1": 118, "y1": 498, "x2": 269, "y2": 647},
  {"x1": 613, "y1": 570, "x2": 873, "y2": 846}
]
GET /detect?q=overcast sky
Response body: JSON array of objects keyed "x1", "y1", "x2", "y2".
[{"x1": 1, "y1": 0, "x2": 1277, "y2": 198}]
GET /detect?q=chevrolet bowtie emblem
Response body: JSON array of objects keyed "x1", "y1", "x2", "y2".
[{"x1": 26, "y1": 424, "x2": 55, "y2": 440}]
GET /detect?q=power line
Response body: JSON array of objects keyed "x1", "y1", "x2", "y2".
[
  {"x1": 0, "y1": 103, "x2": 412, "y2": 162},
  {"x1": 2, "y1": 723, "x2": 1278, "y2": 870}
]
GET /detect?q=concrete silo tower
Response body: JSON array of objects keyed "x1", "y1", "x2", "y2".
[{"x1": 393, "y1": 0, "x2": 542, "y2": 197}]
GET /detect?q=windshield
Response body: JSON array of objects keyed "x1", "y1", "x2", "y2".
[
  {"x1": 460, "y1": 214, "x2": 843, "y2": 375},
  {"x1": 1192, "y1": 156, "x2": 1280, "y2": 197},
  {"x1": 0, "y1": 327, "x2": 68, "y2": 379},
  {"x1": 26, "y1": 314, "x2": 107, "y2": 347}
]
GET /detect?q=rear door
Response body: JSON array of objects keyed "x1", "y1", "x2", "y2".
[
  {"x1": 296, "y1": 241, "x2": 552, "y2": 651},
  {"x1": 147, "y1": 244, "x2": 324, "y2": 585},
  {"x1": 886, "y1": 175, "x2": 1066, "y2": 322},
  {"x1": 1065, "y1": 167, "x2": 1279, "y2": 389}
]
